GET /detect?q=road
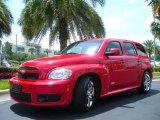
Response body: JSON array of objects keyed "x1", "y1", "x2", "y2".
[{"x1": 0, "y1": 80, "x2": 160, "y2": 120}]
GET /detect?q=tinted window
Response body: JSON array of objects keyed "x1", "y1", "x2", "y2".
[
  {"x1": 135, "y1": 44, "x2": 147, "y2": 56},
  {"x1": 61, "y1": 40, "x2": 103, "y2": 55},
  {"x1": 105, "y1": 41, "x2": 123, "y2": 55},
  {"x1": 124, "y1": 42, "x2": 137, "y2": 56}
]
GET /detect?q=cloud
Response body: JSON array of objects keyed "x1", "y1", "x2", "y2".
[
  {"x1": 126, "y1": 34, "x2": 153, "y2": 43},
  {"x1": 144, "y1": 14, "x2": 154, "y2": 30},
  {"x1": 127, "y1": 0, "x2": 138, "y2": 4},
  {"x1": 142, "y1": 2, "x2": 149, "y2": 10},
  {"x1": 123, "y1": 11, "x2": 137, "y2": 17},
  {"x1": 105, "y1": 16, "x2": 129, "y2": 30}
]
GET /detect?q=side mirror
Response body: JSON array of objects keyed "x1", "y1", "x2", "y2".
[{"x1": 105, "y1": 48, "x2": 120, "y2": 56}]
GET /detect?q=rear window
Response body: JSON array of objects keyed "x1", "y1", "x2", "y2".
[
  {"x1": 135, "y1": 44, "x2": 147, "y2": 56},
  {"x1": 123, "y1": 42, "x2": 137, "y2": 56}
]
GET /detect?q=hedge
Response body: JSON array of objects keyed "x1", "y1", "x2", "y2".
[
  {"x1": 153, "y1": 66, "x2": 160, "y2": 72},
  {"x1": 0, "y1": 68, "x2": 18, "y2": 79},
  {"x1": 0, "y1": 68, "x2": 17, "y2": 73}
]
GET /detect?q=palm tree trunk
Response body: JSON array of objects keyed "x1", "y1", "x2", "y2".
[
  {"x1": 59, "y1": 17, "x2": 69, "y2": 51},
  {"x1": 149, "y1": 54, "x2": 151, "y2": 61}
]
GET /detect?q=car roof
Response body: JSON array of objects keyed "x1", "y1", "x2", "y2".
[{"x1": 85, "y1": 38, "x2": 141, "y2": 45}]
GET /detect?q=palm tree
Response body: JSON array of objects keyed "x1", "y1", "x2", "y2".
[
  {"x1": 0, "y1": 0, "x2": 13, "y2": 65},
  {"x1": 44, "y1": 49, "x2": 52, "y2": 56},
  {"x1": 143, "y1": 40, "x2": 154, "y2": 60},
  {"x1": 146, "y1": 0, "x2": 160, "y2": 16},
  {"x1": 28, "y1": 48, "x2": 36, "y2": 55},
  {"x1": 19, "y1": 0, "x2": 105, "y2": 51},
  {"x1": 146, "y1": 0, "x2": 160, "y2": 39},
  {"x1": 0, "y1": 0, "x2": 13, "y2": 38},
  {"x1": 150, "y1": 19, "x2": 160, "y2": 39}
]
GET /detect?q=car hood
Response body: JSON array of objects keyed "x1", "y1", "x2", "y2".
[{"x1": 21, "y1": 54, "x2": 99, "y2": 70}]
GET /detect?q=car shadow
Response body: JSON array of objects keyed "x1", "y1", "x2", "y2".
[{"x1": 10, "y1": 89, "x2": 160, "y2": 120}]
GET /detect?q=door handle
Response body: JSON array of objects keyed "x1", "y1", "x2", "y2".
[{"x1": 121, "y1": 61, "x2": 125, "y2": 64}]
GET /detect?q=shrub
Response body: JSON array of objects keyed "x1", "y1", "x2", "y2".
[
  {"x1": 0, "y1": 68, "x2": 18, "y2": 79},
  {"x1": 0, "y1": 68, "x2": 18, "y2": 73},
  {"x1": 153, "y1": 66, "x2": 160, "y2": 72}
]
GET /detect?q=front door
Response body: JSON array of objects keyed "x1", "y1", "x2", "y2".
[{"x1": 104, "y1": 41, "x2": 128, "y2": 91}]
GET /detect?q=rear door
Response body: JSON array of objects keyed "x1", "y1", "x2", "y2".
[
  {"x1": 123, "y1": 42, "x2": 139, "y2": 84},
  {"x1": 135, "y1": 43, "x2": 149, "y2": 84}
]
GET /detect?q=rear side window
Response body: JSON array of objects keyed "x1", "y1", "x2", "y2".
[
  {"x1": 135, "y1": 44, "x2": 147, "y2": 56},
  {"x1": 123, "y1": 42, "x2": 137, "y2": 56},
  {"x1": 105, "y1": 41, "x2": 123, "y2": 55}
]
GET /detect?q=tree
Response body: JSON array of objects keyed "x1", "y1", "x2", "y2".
[
  {"x1": 19, "y1": 0, "x2": 105, "y2": 51},
  {"x1": 155, "y1": 46, "x2": 160, "y2": 60},
  {"x1": 146, "y1": 0, "x2": 160, "y2": 16},
  {"x1": 143, "y1": 40, "x2": 154, "y2": 60},
  {"x1": 44, "y1": 49, "x2": 52, "y2": 56},
  {"x1": 28, "y1": 47, "x2": 36, "y2": 55},
  {"x1": 3, "y1": 41, "x2": 12, "y2": 59},
  {"x1": 0, "y1": 0, "x2": 13, "y2": 38},
  {"x1": 146, "y1": 0, "x2": 160, "y2": 39},
  {"x1": 150, "y1": 19, "x2": 160, "y2": 39},
  {"x1": 11, "y1": 52, "x2": 29, "y2": 64}
]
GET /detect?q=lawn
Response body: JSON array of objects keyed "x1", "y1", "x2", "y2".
[
  {"x1": 0, "y1": 79, "x2": 10, "y2": 90},
  {"x1": 153, "y1": 72, "x2": 160, "y2": 76}
]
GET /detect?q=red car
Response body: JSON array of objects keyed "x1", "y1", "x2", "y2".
[{"x1": 10, "y1": 38, "x2": 152, "y2": 111}]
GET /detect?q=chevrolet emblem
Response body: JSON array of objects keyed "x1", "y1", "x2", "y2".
[{"x1": 19, "y1": 70, "x2": 26, "y2": 74}]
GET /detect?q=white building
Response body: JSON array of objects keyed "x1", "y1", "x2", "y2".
[{"x1": 11, "y1": 43, "x2": 55, "y2": 56}]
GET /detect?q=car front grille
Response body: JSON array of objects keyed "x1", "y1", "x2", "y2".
[{"x1": 18, "y1": 67, "x2": 39, "y2": 80}]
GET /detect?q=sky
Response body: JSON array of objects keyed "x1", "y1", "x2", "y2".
[{"x1": 2, "y1": 0, "x2": 154, "y2": 50}]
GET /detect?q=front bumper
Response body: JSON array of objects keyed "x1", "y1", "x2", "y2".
[{"x1": 10, "y1": 77, "x2": 74, "y2": 106}]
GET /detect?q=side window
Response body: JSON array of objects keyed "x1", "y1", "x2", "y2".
[
  {"x1": 135, "y1": 44, "x2": 147, "y2": 56},
  {"x1": 123, "y1": 42, "x2": 137, "y2": 56},
  {"x1": 105, "y1": 41, "x2": 123, "y2": 55}
]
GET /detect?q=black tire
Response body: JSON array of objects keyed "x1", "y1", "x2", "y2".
[
  {"x1": 137, "y1": 71, "x2": 152, "y2": 94},
  {"x1": 73, "y1": 76, "x2": 95, "y2": 112}
]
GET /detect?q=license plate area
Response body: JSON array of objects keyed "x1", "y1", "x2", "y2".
[{"x1": 11, "y1": 84, "x2": 22, "y2": 94}]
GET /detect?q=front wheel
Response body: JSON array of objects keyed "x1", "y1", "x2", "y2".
[
  {"x1": 73, "y1": 76, "x2": 95, "y2": 112},
  {"x1": 137, "y1": 71, "x2": 152, "y2": 94}
]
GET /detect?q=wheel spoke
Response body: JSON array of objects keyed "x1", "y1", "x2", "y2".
[
  {"x1": 144, "y1": 74, "x2": 151, "y2": 91},
  {"x1": 86, "y1": 80, "x2": 94, "y2": 108}
]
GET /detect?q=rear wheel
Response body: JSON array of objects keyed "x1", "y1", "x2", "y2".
[
  {"x1": 73, "y1": 76, "x2": 95, "y2": 112},
  {"x1": 137, "y1": 71, "x2": 152, "y2": 93}
]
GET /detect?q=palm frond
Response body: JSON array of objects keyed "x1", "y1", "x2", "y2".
[{"x1": 0, "y1": 0, "x2": 13, "y2": 38}]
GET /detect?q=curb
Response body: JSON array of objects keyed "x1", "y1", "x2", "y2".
[
  {"x1": 153, "y1": 76, "x2": 160, "y2": 79},
  {"x1": 0, "y1": 89, "x2": 9, "y2": 95}
]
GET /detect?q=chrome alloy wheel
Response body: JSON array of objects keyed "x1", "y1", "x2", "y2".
[
  {"x1": 144, "y1": 74, "x2": 151, "y2": 91},
  {"x1": 86, "y1": 80, "x2": 95, "y2": 108}
]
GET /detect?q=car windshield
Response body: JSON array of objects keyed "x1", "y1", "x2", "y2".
[{"x1": 61, "y1": 40, "x2": 103, "y2": 55}]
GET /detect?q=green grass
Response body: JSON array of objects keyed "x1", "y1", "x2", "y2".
[
  {"x1": 0, "y1": 79, "x2": 10, "y2": 90},
  {"x1": 153, "y1": 72, "x2": 160, "y2": 76}
]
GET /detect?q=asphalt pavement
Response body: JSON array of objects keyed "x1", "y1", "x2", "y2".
[{"x1": 0, "y1": 80, "x2": 160, "y2": 120}]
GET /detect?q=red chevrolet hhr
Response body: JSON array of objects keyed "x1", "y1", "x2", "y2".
[{"x1": 10, "y1": 38, "x2": 153, "y2": 111}]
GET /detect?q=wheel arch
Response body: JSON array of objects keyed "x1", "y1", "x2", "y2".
[
  {"x1": 144, "y1": 69, "x2": 152, "y2": 79},
  {"x1": 73, "y1": 72, "x2": 102, "y2": 99}
]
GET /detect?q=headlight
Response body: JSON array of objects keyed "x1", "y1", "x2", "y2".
[{"x1": 48, "y1": 68, "x2": 72, "y2": 79}]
